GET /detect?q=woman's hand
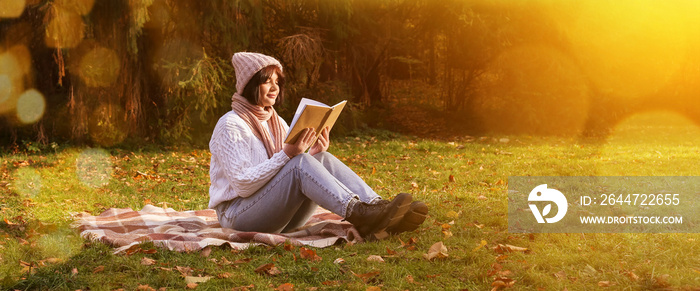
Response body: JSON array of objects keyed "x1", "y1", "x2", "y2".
[
  {"x1": 308, "y1": 127, "x2": 330, "y2": 156},
  {"x1": 283, "y1": 128, "x2": 317, "y2": 158}
]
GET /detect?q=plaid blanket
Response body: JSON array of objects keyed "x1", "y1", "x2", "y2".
[{"x1": 75, "y1": 205, "x2": 362, "y2": 253}]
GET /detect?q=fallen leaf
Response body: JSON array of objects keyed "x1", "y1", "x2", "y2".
[
  {"x1": 200, "y1": 246, "x2": 212, "y2": 257},
  {"x1": 299, "y1": 247, "x2": 322, "y2": 262},
  {"x1": 185, "y1": 276, "x2": 211, "y2": 284},
  {"x1": 367, "y1": 255, "x2": 385, "y2": 263},
  {"x1": 654, "y1": 274, "x2": 671, "y2": 288},
  {"x1": 333, "y1": 258, "x2": 345, "y2": 265},
  {"x1": 386, "y1": 247, "x2": 397, "y2": 255},
  {"x1": 322, "y1": 281, "x2": 340, "y2": 286},
  {"x1": 597, "y1": 281, "x2": 612, "y2": 287},
  {"x1": 232, "y1": 284, "x2": 255, "y2": 291},
  {"x1": 366, "y1": 287, "x2": 381, "y2": 291},
  {"x1": 472, "y1": 240, "x2": 487, "y2": 252},
  {"x1": 137, "y1": 284, "x2": 156, "y2": 291},
  {"x1": 176, "y1": 266, "x2": 193, "y2": 276},
  {"x1": 93, "y1": 265, "x2": 105, "y2": 273},
  {"x1": 492, "y1": 244, "x2": 529, "y2": 254},
  {"x1": 625, "y1": 271, "x2": 639, "y2": 281},
  {"x1": 186, "y1": 282, "x2": 197, "y2": 289},
  {"x1": 141, "y1": 257, "x2": 156, "y2": 266},
  {"x1": 71, "y1": 268, "x2": 78, "y2": 276},
  {"x1": 353, "y1": 271, "x2": 380, "y2": 283},
  {"x1": 553, "y1": 271, "x2": 566, "y2": 280},
  {"x1": 423, "y1": 241, "x2": 448, "y2": 261},
  {"x1": 411, "y1": 182, "x2": 419, "y2": 189},
  {"x1": 477, "y1": 195, "x2": 488, "y2": 200},
  {"x1": 275, "y1": 283, "x2": 294, "y2": 291},
  {"x1": 255, "y1": 263, "x2": 281, "y2": 276},
  {"x1": 217, "y1": 272, "x2": 231, "y2": 279}
]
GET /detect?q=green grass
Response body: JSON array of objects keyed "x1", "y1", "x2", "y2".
[{"x1": 2, "y1": 112, "x2": 700, "y2": 290}]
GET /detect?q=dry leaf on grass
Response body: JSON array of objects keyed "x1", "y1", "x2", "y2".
[
  {"x1": 367, "y1": 255, "x2": 385, "y2": 263},
  {"x1": 140, "y1": 257, "x2": 156, "y2": 266},
  {"x1": 333, "y1": 258, "x2": 345, "y2": 264},
  {"x1": 491, "y1": 276, "x2": 516, "y2": 290},
  {"x1": 92, "y1": 265, "x2": 105, "y2": 273},
  {"x1": 553, "y1": 270, "x2": 566, "y2": 280},
  {"x1": 255, "y1": 263, "x2": 281, "y2": 276},
  {"x1": 597, "y1": 281, "x2": 612, "y2": 287},
  {"x1": 423, "y1": 241, "x2": 448, "y2": 261},
  {"x1": 186, "y1": 282, "x2": 198, "y2": 289},
  {"x1": 353, "y1": 271, "x2": 381, "y2": 283},
  {"x1": 366, "y1": 287, "x2": 381, "y2": 291},
  {"x1": 492, "y1": 244, "x2": 529, "y2": 254},
  {"x1": 200, "y1": 246, "x2": 212, "y2": 257},
  {"x1": 137, "y1": 284, "x2": 155, "y2": 291},
  {"x1": 299, "y1": 247, "x2": 322, "y2": 262},
  {"x1": 472, "y1": 240, "x2": 487, "y2": 252},
  {"x1": 275, "y1": 283, "x2": 294, "y2": 291},
  {"x1": 185, "y1": 276, "x2": 211, "y2": 284}
]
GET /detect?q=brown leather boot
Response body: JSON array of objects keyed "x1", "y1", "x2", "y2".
[{"x1": 345, "y1": 193, "x2": 412, "y2": 240}]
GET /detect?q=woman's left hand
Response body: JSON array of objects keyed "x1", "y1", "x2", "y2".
[{"x1": 309, "y1": 127, "x2": 330, "y2": 156}]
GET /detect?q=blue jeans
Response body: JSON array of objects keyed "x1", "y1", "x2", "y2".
[{"x1": 215, "y1": 152, "x2": 380, "y2": 233}]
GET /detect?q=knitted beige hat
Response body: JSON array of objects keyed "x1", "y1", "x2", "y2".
[{"x1": 231, "y1": 52, "x2": 283, "y2": 94}]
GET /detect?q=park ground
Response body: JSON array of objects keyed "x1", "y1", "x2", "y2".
[{"x1": 1, "y1": 110, "x2": 700, "y2": 290}]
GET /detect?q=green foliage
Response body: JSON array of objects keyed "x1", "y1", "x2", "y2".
[{"x1": 157, "y1": 51, "x2": 233, "y2": 144}]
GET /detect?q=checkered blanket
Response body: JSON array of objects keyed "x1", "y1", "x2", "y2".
[{"x1": 74, "y1": 204, "x2": 361, "y2": 253}]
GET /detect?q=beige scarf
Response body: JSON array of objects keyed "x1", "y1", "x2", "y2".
[{"x1": 231, "y1": 93, "x2": 285, "y2": 158}]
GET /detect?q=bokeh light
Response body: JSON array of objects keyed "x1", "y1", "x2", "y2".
[
  {"x1": 55, "y1": 0, "x2": 95, "y2": 15},
  {"x1": 8, "y1": 45, "x2": 32, "y2": 76},
  {"x1": 16, "y1": 89, "x2": 46, "y2": 124},
  {"x1": 45, "y1": 6, "x2": 84, "y2": 48},
  {"x1": 88, "y1": 104, "x2": 128, "y2": 147},
  {"x1": 599, "y1": 111, "x2": 700, "y2": 175},
  {"x1": 12, "y1": 167, "x2": 42, "y2": 198},
  {"x1": 153, "y1": 38, "x2": 203, "y2": 87},
  {"x1": 0, "y1": 0, "x2": 26, "y2": 18},
  {"x1": 473, "y1": 45, "x2": 589, "y2": 135},
  {"x1": 0, "y1": 75, "x2": 11, "y2": 106},
  {"x1": 78, "y1": 46, "x2": 120, "y2": 87},
  {"x1": 76, "y1": 148, "x2": 113, "y2": 188},
  {"x1": 562, "y1": 1, "x2": 688, "y2": 100},
  {"x1": 0, "y1": 51, "x2": 23, "y2": 113}
]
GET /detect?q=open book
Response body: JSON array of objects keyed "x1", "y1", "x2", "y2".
[{"x1": 284, "y1": 98, "x2": 347, "y2": 144}]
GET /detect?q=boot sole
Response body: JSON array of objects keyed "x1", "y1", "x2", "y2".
[
  {"x1": 366, "y1": 193, "x2": 412, "y2": 241},
  {"x1": 387, "y1": 201, "x2": 428, "y2": 234}
]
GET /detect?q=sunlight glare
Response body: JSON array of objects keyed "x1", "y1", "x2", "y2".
[
  {"x1": 0, "y1": 0, "x2": 26, "y2": 18},
  {"x1": 16, "y1": 89, "x2": 46, "y2": 124},
  {"x1": 45, "y1": 6, "x2": 84, "y2": 48},
  {"x1": 55, "y1": 0, "x2": 95, "y2": 15},
  {"x1": 76, "y1": 148, "x2": 114, "y2": 188},
  {"x1": 564, "y1": 1, "x2": 688, "y2": 100},
  {"x1": 88, "y1": 104, "x2": 128, "y2": 147},
  {"x1": 13, "y1": 167, "x2": 42, "y2": 198},
  {"x1": 473, "y1": 45, "x2": 589, "y2": 135},
  {"x1": 78, "y1": 46, "x2": 120, "y2": 87}
]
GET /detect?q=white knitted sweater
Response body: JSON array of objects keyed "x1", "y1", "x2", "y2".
[{"x1": 208, "y1": 110, "x2": 291, "y2": 209}]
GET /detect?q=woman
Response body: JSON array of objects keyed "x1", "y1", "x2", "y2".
[{"x1": 209, "y1": 52, "x2": 428, "y2": 240}]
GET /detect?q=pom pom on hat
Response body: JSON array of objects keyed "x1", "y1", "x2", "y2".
[{"x1": 231, "y1": 52, "x2": 283, "y2": 94}]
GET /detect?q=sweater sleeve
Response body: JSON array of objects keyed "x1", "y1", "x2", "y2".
[{"x1": 210, "y1": 116, "x2": 291, "y2": 198}]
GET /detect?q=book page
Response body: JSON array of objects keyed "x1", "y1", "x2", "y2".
[
  {"x1": 287, "y1": 98, "x2": 329, "y2": 132},
  {"x1": 284, "y1": 105, "x2": 331, "y2": 144}
]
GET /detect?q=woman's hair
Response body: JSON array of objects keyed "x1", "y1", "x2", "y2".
[{"x1": 241, "y1": 65, "x2": 285, "y2": 106}]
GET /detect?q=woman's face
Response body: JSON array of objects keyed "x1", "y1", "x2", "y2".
[{"x1": 258, "y1": 72, "x2": 279, "y2": 107}]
